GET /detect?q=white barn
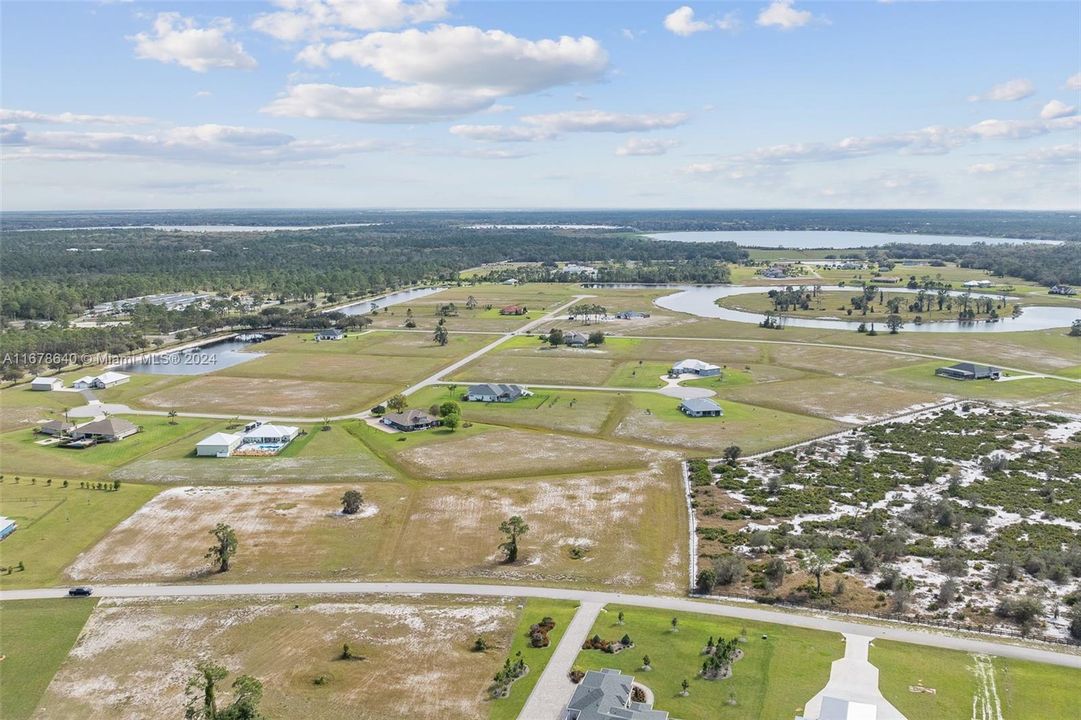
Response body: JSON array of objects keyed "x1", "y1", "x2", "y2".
[
  {"x1": 196, "y1": 432, "x2": 244, "y2": 457},
  {"x1": 30, "y1": 376, "x2": 64, "y2": 391}
]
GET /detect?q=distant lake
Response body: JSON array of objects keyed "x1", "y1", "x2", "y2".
[
  {"x1": 116, "y1": 337, "x2": 267, "y2": 376},
  {"x1": 336, "y1": 286, "x2": 447, "y2": 316},
  {"x1": 645, "y1": 230, "x2": 1060, "y2": 248},
  {"x1": 12, "y1": 223, "x2": 382, "y2": 233}
]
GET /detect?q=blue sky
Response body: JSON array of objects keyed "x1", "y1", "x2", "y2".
[{"x1": 1, "y1": 0, "x2": 1079, "y2": 210}]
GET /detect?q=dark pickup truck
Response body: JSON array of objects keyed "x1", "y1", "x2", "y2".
[{"x1": 68, "y1": 587, "x2": 93, "y2": 597}]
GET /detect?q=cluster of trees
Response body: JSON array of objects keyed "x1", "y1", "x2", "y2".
[
  {"x1": 185, "y1": 662, "x2": 264, "y2": 720},
  {"x1": 476, "y1": 258, "x2": 736, "y2": 285}
]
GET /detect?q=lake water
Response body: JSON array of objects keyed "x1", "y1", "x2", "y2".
[
  {"x1": 653, "y1": 285, "x2": 1081, "y2": 333},
  {"x1": 645, "y1": 230, "x2": 1059, "y2": 248},
  {"x1": 337, "y1": 286, "x2": 447, "y2": 316},
  {"x1": 116, "y1": 338, "x2": 267, "y2": 376}
]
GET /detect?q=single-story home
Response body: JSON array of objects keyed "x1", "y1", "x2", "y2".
[
  {"x1": 562, "y1": 263, "x2": 598, "y2": 278},
  {"x1": 72, "y1": 417, "x2": 139, "y2": 442},
  {"x1": 382, "y1": 409, "x2": 441, "y2": 432},
  {"x1": 0, "y1": 516, "x2": 16, "y2": 541},
  {"x1": 670, "y1": 359, "x2": 721, "y2": 377},
  {"x1": 30, "y1": 376, "x2": 64, "y2": 391},
  {"x1": 564, "y1": 669, "x2": 668, "y2": 720},
  {"x1": 679, "y1": 398, "x2": 724, "y2": 417},
  {"x1": 563, "y1": 331, "x2": 589, "y2": 347},
  {"x1": 615, "y1": 311, "x2": 650, "y2": 320},
  {"x1": 196, "y1": 432, "x2": 244, "y2": 457},
  {"x1": 502, "y1": 278, "x2": 519, "y2": 285},
  {"x1": 1050, "y1": 284, "x2": 1076, "y2": 296},
  {"x1": 500, "y1": 305, "x2": 528, "y2": 316},
  {"x1": 74, "y1": 372, "x2": 131, "y2": 390},
  {"x1": 762, "y1": 266, "x2": 787, "y2": 279},
  {"x1": 315, "y1": 328, "x2": 344, "y2": 341},
  {"x1": 935, "y1": 362, "x2": 1001, "y2": 380},
  {"x1": 962, "y1": 279, "x2": 993, "y2": 288},
  {"x1": 465, "y1": 383, "x2": 531, "y2": 403},
  {"x1": 242, "y1": 422, "x2": 300, "y2": 445},
  {"x1": 38, "y1": 419, "x2": 76, "y2": 437}
]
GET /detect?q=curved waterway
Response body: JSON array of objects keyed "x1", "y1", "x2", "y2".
[{"x1": 653, "y1": 285, "x2": 1081, "y2": 333}]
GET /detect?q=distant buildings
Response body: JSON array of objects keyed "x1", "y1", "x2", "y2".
[
  {"x1": 679, "y1": 398, "x2": 724, "y2": 417},
  {"x1": 314, "y1": 328, "x2": 345, "y2": 341},
  {"x1": 562, "y1": 263, "x2": 598, "y2": 278},
  {"x1": 1050, "y1": 284, "x2": 1075, "y2": 296},
  {"x1": 30, "y1": 376, "x2": 64, "y2": 391},
  {"x1": 615, "y1": 311, "x2": 650, "y2": 320},
  {"x1": 464, "y1": 383, "x2": 531, "y2": 403},
  {"x1": 962, "y1": 279, "x2": 993, "y2": 288},
  {"x1": 500, "y1": 305, "x2": 528, "y2": 316},
  {"x1": 935, "y1": 363, "x2": 1001, "y2": 381},
  {"x1": 564, "y1": 669, "x2": 667, "y2": 720},
  {"x1": 91, "y1": 292, "x2": 214, "y2": 316}
]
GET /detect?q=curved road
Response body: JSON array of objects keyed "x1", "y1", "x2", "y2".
[{"x1": 3, "y1": 581, "x2": 1077, "y2": 668}]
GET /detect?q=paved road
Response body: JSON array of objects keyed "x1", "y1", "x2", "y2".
[
  {"x1": 518, "y1": 602, "x2": 603, "y2": 720},
  {"x1": 4, "y1": 582, "x2": 1077, "y2": 668}
]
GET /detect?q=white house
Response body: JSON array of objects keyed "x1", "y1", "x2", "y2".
[
  {"x1": 30, "y1": 376, "x2": 64, "y2": 391},
  {"x1": 73, "y1": 376, "x2": 97, "y2": 390},
  {"x1": 196, "y1": 432, "x2": 244, "y2": 457},
  {"x1": 92, "y1": 371, "x2": 130, "y2": 388},
  {"x1": 962, "y1": 279, "x2": 993, "y2": 288},
  {"x1": 671, "y1": 359, "x2": 721, "y2": 377},
  {"x1": 465, "y1": 383, "x2": 531, "y2": 403},
  {"x1": 562, "y1": 263, "x2": 598, "y2": 278},
  {"x1": 243, "y1": 423, "x2": 300, "y2": 445}
]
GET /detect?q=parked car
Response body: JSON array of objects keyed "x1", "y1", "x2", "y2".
[{"x1": 68, "y1": 587, "x2": 93, "y2": 597}]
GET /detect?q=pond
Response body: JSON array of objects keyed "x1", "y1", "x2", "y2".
[
  {"x1": 644, "y1": 230, "x2": 1060, "y2": 248},
  {"x1": 116, "y1": 337, "x2": 269, "y2": 376},
  {"x1": 653, "y1": 285, "x2": 1081, "y2": 333},
  {"x1": 336, "y1": 286, "x2": 448, "y2": 316}
]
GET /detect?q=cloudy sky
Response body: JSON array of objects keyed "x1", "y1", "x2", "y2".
[{"x1": 2, "y1": 0, "x2": 1079, "y2": 210}]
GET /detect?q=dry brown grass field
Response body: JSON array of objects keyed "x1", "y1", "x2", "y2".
[
  {"x1": 136, "y1": 375, "x2": 390, "y2": 416},
  {"x1": 33, "y1": 595, "x2": 520, "y2": 720}
]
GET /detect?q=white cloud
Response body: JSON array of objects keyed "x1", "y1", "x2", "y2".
[
  {"x1": 664, "y1": 6, "x2": 711, "y2": 36},
  {"x1": 1066, "y1": 72, "x2": 1081, "y2": 91},
  {"x1": 253, "y1": 0, "x2": 449, "y2": 42},
  {"x1": 1040, "y1": 99, "x2": 1077, "y2": 120},
  {"x1": 263, "y1": 83, "x2": 498, "y2": 123},
  {"x1": 130, "y1": 12, "x2": 257, "y2": 73},
  {"x1": 0, "y1": 109, "x2": 153, "y2": 125},
  {"x1": 520, "y1": 110, "x2": 688, "y2": 133},
  {"x1": 4, "y1": 122, "x2": 388, "y2": 165},
  {"x1": 194, "y1": 90, "x2": 213, "y2": 98},
  {"x1": 301, "y1": 26, "x2": 607, "y2": 94},
  {"x1": 616, "y1": 137, "x2": 679, "y2": 156},
  {"x1": 967, "y1": 78, "x2": 1034, "y2": 102},
  {"x1": 450, "y1": 124, "x2": 556, "y2": 142},
  {"x1": 967, "y1": 163, "x2": 1004, "y2": 175},
  {"x1": 756, "y1": 0, "x2": 815, "y2": 30},
  {"x1": 664, "y1": 6, "x2": 739, "y2": 36}
]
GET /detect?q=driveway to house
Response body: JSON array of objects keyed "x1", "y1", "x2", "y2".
[
  {"x1": 517, "y1": 601, "x2": 603, "y2": 720},
  {"x1": 3, "y1": 582, "x2": 1078, "y2": 669},
  {"x1": 802, "y1": 634, "x2": 907, "y2": 720}
]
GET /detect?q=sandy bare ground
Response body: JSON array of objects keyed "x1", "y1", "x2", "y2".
[
  {"x1": 34, "y1": 595, "x2": 519, "y2": 720},
  {"x1": 396, "y1": 428, "x2": 658, "y2": 480},
  {"x1": 110, "y1": 455, "x2": 396, "y2": 484},
  {"x1": 138, "y1": 376, "x2": 389, "y2": 416},
  {"x1": 64, "y1": 484, "x2": 406, "y2": 582}
]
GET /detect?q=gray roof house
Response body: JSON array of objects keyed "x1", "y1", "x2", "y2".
[
  {"x1": 465, "y1": 383, "x2": 531, "y2": 403},
  {"x1": 38, "y1": 420, "x2": 76, "y2": 437},
  {"x1": 72, "y1": 417, "x2": 140, "y2": 442},
  {"x1": 615, "y1": 311, "x2": 650, "y2": 320},
  {"x1": 315, "y1": 328, "x2": 345, "y2": 341},
  {"x1": 564, "y1": 331, "x2": 589, "y2": 347},
  {"x1": 670, "y1": 359, "x2": 721, "y2": 377},
  {"x1": 679, "y1": 397, "x2": 723, "y2": 417},
  {"x1": 934, "y1": 363, "x2": 1001, "y2": 381},
  {"x1": 564, "y1": 669, "x2": 668, "y2": 720},
  {"x1": 382, "y1": 409, "x2": 440, "y2": 432}
]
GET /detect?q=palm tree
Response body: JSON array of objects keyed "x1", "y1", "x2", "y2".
[{"x1": 802, "y1": 549, "x2": 833, "y2": 593}]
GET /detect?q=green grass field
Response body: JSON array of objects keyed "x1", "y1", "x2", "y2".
[
  {"x1": 882, "y1": 361, "x2": 1081, "y2": 400},
  {"x1": 573, "y1": 605, "x2": 844, "y2": 720},
  {"x1": 409, "y1": 386, "x2": 623, "y2": 436},
  {"x1": 870, "y1": 639, "x2": 1081, "y2": 720},
  {"x1": 0, "y1": 415, "x2": 218, "y2": 481},
  {"x1": 488, "y1": 599, "x2": 580, "y2": 720},
  {"x1": 0, "y1": 598, "x2": 97, "y2": 720},
  {"x1": 0, "y1": 481, "x2": 159, "y2": 588}
]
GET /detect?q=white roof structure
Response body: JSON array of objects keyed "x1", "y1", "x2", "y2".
[
  {"x1": 74, "y1": 376, "x2": 96, "y2": 386},
  {"x1": 197, "y1": 432, "x2": 242, "y2": 447},
  {"x1": 245, "y1": 423, "x2": 298, "y2": 440},
  {"x1": 818, "y1": 697, "x2": 878, "y2": 720},
  {"x1": 31, "y1": 376, "x2": 63, "y2": 389},
  {"x1": 672, "y1": 358, "x2": 720, "y2": 373},
  {"x1": 94, "y1": 371, "x2": 130, "y2": 385}
]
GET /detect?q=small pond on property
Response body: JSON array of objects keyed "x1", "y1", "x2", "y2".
[{"x1": 116, "y1": 337, "x2": 269, "y2": 376}]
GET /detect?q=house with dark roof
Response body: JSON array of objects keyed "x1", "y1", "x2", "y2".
[
  {"x1": 465, "y1": 383, "x2": 531, "y2": 403},
  {"x1": 670, "y1": 359, "x2": 721, "y2": 377},
  {"x1": 564, "y1": 669, "x2": 668, "y2": 720},
  {"x1": 679, "y1": 397, "x2": 724, "y2": 417},
  {"x1": 72, "y1": 417, "x2": 139, "y2": 442},
  {"x1": 615, "y1": 311, "x2": 650, "y2": 320},
  {"x1": 934, "y1": 363, "x2": 1001, "y2": 380},
  {"x1": 381, "y1": 409, "x2": 441, "y2": 432},
  {"x1": 500, "y1": 305, "x2": 528, "y2": 315},
  {"x1": 563, "y1": 331, "x2": 589, "y2": 347}
]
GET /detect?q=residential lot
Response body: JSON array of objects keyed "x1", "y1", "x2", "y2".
[
  {"x1": 137, "y1": 375, "x2": 386, "y2": 416},
  {"x1": 31, "y1": 595, "x2": 521, "y2": 720}
]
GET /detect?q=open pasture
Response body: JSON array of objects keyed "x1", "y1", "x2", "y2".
[
  {"x1": 411, "y1": 386, "x2": 622, "y2": 436},
  {"x1": 136, "y1": 375, "x2": 388, "y2": 416},
  {"x1": 0, "y1": 385, "x2": 85, "y2": 432},
  {"x1": 31, "y1": 595, "x2": 521, "y2": 720},
  {"x1": 724, "y1": 376, "x2": 945, "y2": 424}
]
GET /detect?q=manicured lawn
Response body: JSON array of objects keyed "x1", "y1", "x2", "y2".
[
  {"x1": 573, "y1": 606, "x2": 844, "y2": 720},
  {"x1": 408, "y1": 386, "x2": 622, "y2": 436},
  {"x1": 0, "y1": 481, "x2": 159, "y2": 588},
  {"x1": 606, "y1": 361, "x2": 670, "y2": 388},
  {"x1": 488, "y1": 599, "x2": 580, "y2": 720},
  {"x1": 881, "y1": 361, "x2": 1081, "y2": 400},
  {"x1": 0, "y1": 385, "x2": 80, "y2": 432},
  {"x1": 870, "y1": 639, "x2": 1081, "y2": 720},
  {"x1": 0, "y1": 598, "x2": 97, "y2": 720},
  {"x1": 0, "y1": 415, "x2": 218, "y2": 480}
]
